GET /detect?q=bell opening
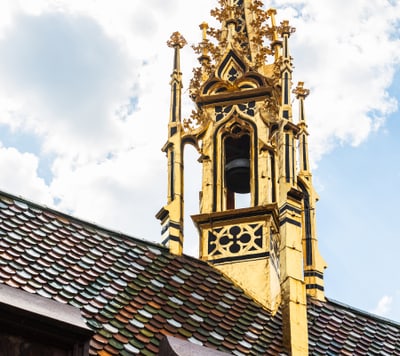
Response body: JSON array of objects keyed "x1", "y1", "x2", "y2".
[
  {"x1": 224, "y1": 134, "x2": 251, "y2": 195},
  {"x1": 225, "y1": 158, "x2": 250, "y2": 193}
]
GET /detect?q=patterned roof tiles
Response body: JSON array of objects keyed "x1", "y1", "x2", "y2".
[
  {"x1": 0, "y1": 190, "x2": 399, "y2": 355},
  {"x1": 308, "y1": 298, "x2": 400, "y2": 355}
]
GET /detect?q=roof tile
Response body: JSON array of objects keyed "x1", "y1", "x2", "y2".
[{"x1": 0, "y1": 191, "x2": 399, "y2": 355}]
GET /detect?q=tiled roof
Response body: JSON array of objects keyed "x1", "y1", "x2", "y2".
[
  {"x1": 0, "y1": 190, "x2": 399, "y2": 355},
  {"x1": 308, "y1": 299, "x2": 400, "y2": 355}
]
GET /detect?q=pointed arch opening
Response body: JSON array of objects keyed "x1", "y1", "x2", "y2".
[
  {"x1": 212, "y1": 113, "x2": 258, "y2": 212},
  {"x1": 183, "y1": 144, "x2": 202, "y2": 257},
  {"x1": 222, "y1": 121, "x2": 252, "y2": 210}
]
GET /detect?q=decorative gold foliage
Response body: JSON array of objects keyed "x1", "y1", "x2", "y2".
[
  {"x1": 188, "y1": 1, "x2": 296, "y2": 99},
  {"x1": 207, "y1": 27, "x2": 222, "y2": 42},
  {"x1": 221, "y1": 118, "x2": 251, "y2": 138},
  {"x1": 248, "y1": 2, "x2": 274, "y2": 66},
  {"x1": 262, "y1": 60, "x2": 281, "y2": 118},
  {"x1": 210, "y1": 0, "x2": 236, "y2": 23},
  {"x1": 277, "y1": 20, "x2": 296, "y2": 36},
  {"x1": 264, "y1": 94, "x2": 280, "y2": 119},
  {"x1": 293, "y1": 81, "x2": 310, "y2": 99},
  {"x1": 189, "y1": 67, "x2": 205, "y2": 99},
  {"x1": 167, "y1": 31, "x2": 187, "y2": 49},
  {"x1": 183, "y1": 108, "x2": 208, "y2": 132}
]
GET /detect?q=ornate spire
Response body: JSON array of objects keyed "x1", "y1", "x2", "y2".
[
  {"x1": 191, "y1": 0, "x2": 273, "y2": 77},
  {"x1": 167, "y1": 31, "x2": 186, "y2": 126},
  {"x1": 293, "y1": 81, "x2": 311, "y2": 174},
  {"x1": 293, "y1": 82, "x2": 327, "y2": 300},
  {"x1": 159, "y1": 2, "x2": 326, "y2": 354},
  {"x1": 156, "y1": 32, "x2": 187, "y2": 256}
]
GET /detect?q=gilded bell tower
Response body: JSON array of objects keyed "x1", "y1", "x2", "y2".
[{"x1": 157, "y1": 1, "x2": 327, "y2": 354}]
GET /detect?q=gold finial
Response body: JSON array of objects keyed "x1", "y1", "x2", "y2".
[
  {"x1": 167, "y1": 31, "x2": 187, "y2": 49},
  {"x1": 267, "y1": 9, "x2": 278, "y2": 42},
  {"x1": 267, "y1": 8, "x2": 282, "y2": 61},
  {"x1": 293, "y1": 81, "x2": 310, "y2": 99},
  {"x1": 200, "y1": 22, "x2": 209, "y2": 41},
  {"x1": 279, "y1": 20, "x2": 296, "y2": 36},
  {"x1": 199, "y1": 22, "x2": 210, "y2": 59}
]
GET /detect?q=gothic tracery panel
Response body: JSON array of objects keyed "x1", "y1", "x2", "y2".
[{"x1": 207, "y1": 222, "x2": 264, "y2": 257}]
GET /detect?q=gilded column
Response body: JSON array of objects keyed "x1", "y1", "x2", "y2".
[
  {"x1": 294, "y1": 82, "x2": 327, "y2": 300},
  {"x1": 156, "y1": 32, "x2": 187, "y2": 255}
]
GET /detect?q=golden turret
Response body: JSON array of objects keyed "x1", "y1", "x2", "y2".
[{"x1": 158, "y1": 2, "x2": 327, "y2": 354}]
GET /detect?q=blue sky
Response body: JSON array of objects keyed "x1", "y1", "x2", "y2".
[
  {"x1": 0, "y1": 0, "x2": 399, "y2": 322},
  {"x1": 316, "y1": 104, "x2": 400, "y2": 319}
]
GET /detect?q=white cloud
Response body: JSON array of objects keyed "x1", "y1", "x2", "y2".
[
  {"x1": 0, "y1": 0, "x2": 218, "y2": 240},
  {"x1": 0, "y1": 11, "x2": 137, "y2": 159},
  {"x1": 271, "y1": 0, "x2": 400, "y2": 162},
  {"x1": 0, "y1": 144, "x2": 53, "y2": 204},
  {"x1": 0, "y1": 0, "x2": 399, "y2": 326},
  {"x1": 371, "y1": 295, "x2": 393, "y2": 317},
  {"x1": 49, "y1": 144, "x2": 165, "y2": 239},
  {"x1": 0, "y1": 0, "x2": 398, "y2": 245}
]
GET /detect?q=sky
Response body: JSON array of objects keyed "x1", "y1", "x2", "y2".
[{"x1": 0, "y1": 0, "x2": 399, "y2": 322}]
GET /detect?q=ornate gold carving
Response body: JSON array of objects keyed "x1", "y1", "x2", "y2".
[
  {"x1": 261, "y1": 61, "x2": 281, "y2": 119},
  {"x1": 269, "y1": 227, "x2": 280, "y2": 273},
  {"x1": 207, "y1": 0, "x2": 273, "y2": 65},
  {"x1": 278, "y1": 20, "x2": 296, "y2": 36},
  {"x1": 263, "y1": 95, "x2": 279, "y2": 120},
  {"x1": 210, "y1": 0, "x2": 235, "y2": 23},
  {"x1": 190, "y1": 20, "x2": 215, "y2": 97},
  {"x1": 215, "y1": 105, "x2": 233, "y2": 122},
  {"x1": 208, "y1": 222, "x2": 264, "y2": 257},
  {"x1": 200, "y1": 22, "x2": 209, "y2": 43},
  {"x1": 167, "y1": 32, "x2": 187, "y2": 49},
  {"x1": 266, "y1": 9, "x2": 278, "y2": 40},
  {"x1": 293, "y1": 81, "x2": 310, "y2": 99},
  {"x1": 293, "y1": 82, "x2": 310, "y2": 134},
  {"x1": 220, "y1": 115, "x2": 252, "y2": 137},
  {"x1": 248, "y1": 2, "x2": 274, "y2": 66},
  {"x1": 188, "y1": 1, "x2": 299, "y2": 96},
  {"x1": 183, "y1": 108, "x2": 208, "y2": 132},
  {"x1": 189, "y1": 67, "x2": 203, "y2": 99}
]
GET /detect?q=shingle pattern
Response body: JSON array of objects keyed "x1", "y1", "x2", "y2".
[
  {"x1": 308, "y1": 299, "x2": 400, "y2": 355},
  {"x1": 0, "y1": 190, "x2": 399, "y2": 355},
  {"x1": 0, "y1": 192, "x2": 284, "y2": 355}
]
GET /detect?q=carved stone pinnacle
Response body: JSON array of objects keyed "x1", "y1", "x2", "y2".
[{"x1": 167, "y1": 32, "x2": 187, "y2": 49}]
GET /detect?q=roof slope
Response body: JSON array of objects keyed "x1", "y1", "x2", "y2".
[
  {"x1": 0, "y1": 190, "x2": 399, "y2": 355},
  {"x1": 308, "y1": 299, "x2": 400, "y2": 355}
]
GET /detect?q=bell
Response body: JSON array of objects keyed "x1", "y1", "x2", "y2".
[{"x1": 225, "y1": 158, "x2": 250, "y2": 193}]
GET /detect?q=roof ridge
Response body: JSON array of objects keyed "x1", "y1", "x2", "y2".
[
  {"x1": 0, "y1": 188, "x2": 168, "y2": 253},
  {"x1": 0, "y1": 188, "x2": 217, "y2": 270},
  {"x1": 325, "y1": 297, "x2": 400, "y2": 328}
]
